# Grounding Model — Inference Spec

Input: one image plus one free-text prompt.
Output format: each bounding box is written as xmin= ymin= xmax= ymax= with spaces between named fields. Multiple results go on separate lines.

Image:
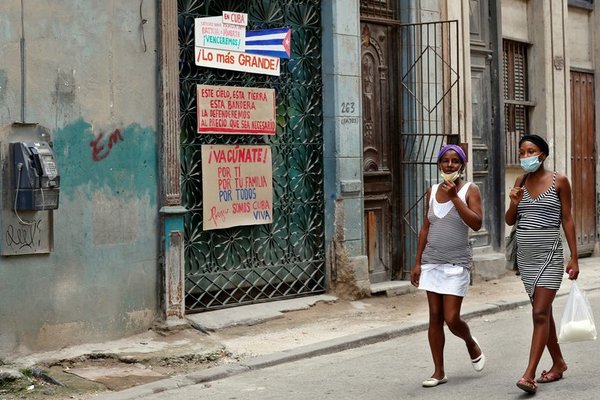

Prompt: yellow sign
xmin=202 ymin=144 xmax=273 ymax=230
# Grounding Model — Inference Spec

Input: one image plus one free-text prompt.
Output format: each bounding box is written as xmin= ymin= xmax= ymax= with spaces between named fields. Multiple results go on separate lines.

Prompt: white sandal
xmin=471 ymin=337 xmax=486 ymax=372
xmin=422 ymin=375 xmax=448 ymax=387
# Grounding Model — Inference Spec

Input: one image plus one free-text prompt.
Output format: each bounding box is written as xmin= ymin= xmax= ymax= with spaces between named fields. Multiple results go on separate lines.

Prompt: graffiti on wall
xmin=53 ymin=119 xmax=158 ymax=205
xmin=4 ymin=218 xmax=43 ymax=251
xmin=91 ymin=129 xmax=124 ymax=161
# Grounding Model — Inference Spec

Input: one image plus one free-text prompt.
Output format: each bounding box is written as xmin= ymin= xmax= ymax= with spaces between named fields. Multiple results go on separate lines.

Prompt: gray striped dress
xmin=516 ymin=173 xmax=564 ymax=299
xmin=418 ymin=182 xmax=472 ymax=297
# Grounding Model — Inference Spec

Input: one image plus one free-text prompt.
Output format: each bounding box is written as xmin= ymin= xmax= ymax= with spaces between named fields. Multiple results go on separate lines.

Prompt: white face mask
xmin=440 ymin=170 xmax=460 ymax=182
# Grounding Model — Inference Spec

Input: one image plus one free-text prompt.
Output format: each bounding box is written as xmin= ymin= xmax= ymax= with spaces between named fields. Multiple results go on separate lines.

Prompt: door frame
xmin=360 ymin=18 xmax=401 ymax=282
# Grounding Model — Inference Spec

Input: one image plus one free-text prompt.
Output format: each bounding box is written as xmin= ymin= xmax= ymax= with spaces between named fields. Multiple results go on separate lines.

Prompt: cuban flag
xmin=245 ymin=27 xmax=291 ymax=59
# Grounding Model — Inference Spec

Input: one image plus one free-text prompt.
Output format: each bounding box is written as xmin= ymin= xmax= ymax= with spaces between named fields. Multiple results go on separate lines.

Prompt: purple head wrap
xmin=437 ymin=144 xmax=467 ymax=163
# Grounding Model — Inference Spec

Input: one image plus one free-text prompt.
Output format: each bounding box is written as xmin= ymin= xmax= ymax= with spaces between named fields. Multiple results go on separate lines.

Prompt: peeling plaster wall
xmin=321 ymin=0 xmax=369 ymax=297
xmin=501 ymin=0 xmax=529 ymax=42
xmin=567 ymin=7 xmax=593 ymax=70
xmin=0 ymin=0 xmax=160 ymax=356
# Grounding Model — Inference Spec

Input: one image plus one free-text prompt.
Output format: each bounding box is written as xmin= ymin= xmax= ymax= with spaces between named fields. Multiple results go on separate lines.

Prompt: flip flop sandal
xmin=537 ymin=370 xmax=564 ymax=383
xmin=516 ymin=377 xmax=537 ymax=394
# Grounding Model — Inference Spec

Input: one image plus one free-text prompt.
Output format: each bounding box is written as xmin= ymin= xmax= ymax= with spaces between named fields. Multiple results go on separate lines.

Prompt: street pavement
xmin=133 ymin=289 xmax=600 ymax=400
xmin=5 ymin=256 xmax=600 ymax=400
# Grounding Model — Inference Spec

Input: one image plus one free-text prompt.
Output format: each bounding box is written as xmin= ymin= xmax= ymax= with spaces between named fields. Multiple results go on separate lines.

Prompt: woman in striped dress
xmin=505 ymin=134 xmax=579 ymax=394
xmin=411 ymin=144 xmax=485 ymax=388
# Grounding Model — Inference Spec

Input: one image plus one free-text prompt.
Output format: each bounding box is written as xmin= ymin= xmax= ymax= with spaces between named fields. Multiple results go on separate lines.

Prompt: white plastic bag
xmin=558 ymin=282 xmax=597 ymax=343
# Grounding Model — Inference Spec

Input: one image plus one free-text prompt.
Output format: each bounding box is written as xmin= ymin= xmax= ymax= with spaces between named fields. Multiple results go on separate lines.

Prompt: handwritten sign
xmin=195 ymin=16 xmax=245 ymax=52
xmin=223 ymin=11 xmax=247 ymax=26
xmin=202 ymin=144 xmax=273 ymax=230
xmin=197 ymin=85 xmax=276 ymax=135
xmin=195 ymin=47 xmax=281 ymax=76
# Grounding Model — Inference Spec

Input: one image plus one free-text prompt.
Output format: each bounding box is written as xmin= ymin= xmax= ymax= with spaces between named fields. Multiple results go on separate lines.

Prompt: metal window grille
xmin=399 ymin=21 xmax=461 ymax=277
xmin=503 ymin=39 xmax=531 ymax=165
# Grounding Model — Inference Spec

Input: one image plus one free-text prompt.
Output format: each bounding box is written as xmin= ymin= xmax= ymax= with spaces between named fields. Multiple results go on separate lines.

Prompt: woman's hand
xmin=566 ymin=259 xmax=579 ymax=280
xmin=508 ymin=186 xmax=524 ymax=206
xmin=411 ymin=265 xmax=421 ymax=287
xmin=439 ymin=180 xmax=458 ymax=198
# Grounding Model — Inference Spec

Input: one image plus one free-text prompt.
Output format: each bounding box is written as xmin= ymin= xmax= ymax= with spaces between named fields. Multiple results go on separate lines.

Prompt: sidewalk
xmin=4 ymin=257 xmax=600 ymax=400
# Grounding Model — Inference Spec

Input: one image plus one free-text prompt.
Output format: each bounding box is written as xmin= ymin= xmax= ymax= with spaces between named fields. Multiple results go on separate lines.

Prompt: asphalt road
xmin=141 ymin=288 xmax=600 ymax=400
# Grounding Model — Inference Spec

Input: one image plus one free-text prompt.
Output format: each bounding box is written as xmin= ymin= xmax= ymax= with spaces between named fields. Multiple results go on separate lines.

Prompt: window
xmin=503 ymin=39 xmax=532 ymax=165
xmin=568 ymin=0 xmax=594 ymax=10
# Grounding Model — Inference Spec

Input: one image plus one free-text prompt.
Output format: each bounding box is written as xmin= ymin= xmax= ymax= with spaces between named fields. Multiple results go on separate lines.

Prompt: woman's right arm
xmin=505 ymin=177 xmax=524 ymax=225
xmin=411 ymin=189 xmax=431 ymax=287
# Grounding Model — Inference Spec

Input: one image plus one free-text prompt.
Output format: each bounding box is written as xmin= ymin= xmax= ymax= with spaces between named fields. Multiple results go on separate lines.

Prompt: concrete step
xmin=370 ymin=281 xmax=416 ymax=297
xmin=472 ymin=246 xmax=509 ymax=280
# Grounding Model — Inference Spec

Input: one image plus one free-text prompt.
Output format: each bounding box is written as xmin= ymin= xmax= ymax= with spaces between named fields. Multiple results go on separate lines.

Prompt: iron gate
xmin=399 ymin=21 xmax=461 ymax=278
xmin=178 ymin=0 xmax=325 ymax=312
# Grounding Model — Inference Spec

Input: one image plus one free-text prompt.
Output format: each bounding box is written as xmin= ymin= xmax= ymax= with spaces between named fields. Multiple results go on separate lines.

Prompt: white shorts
xmin=418 ymin=263 xmax=471 ymax=297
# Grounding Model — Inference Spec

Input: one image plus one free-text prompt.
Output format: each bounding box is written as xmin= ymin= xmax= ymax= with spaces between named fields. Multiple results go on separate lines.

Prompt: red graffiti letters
xmin=91 ymin=129 xmax=124 ymax=161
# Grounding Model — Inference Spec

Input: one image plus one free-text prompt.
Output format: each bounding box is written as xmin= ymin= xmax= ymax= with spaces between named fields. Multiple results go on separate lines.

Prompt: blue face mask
xmin=520 ymin=155 xmax=542 ymax=173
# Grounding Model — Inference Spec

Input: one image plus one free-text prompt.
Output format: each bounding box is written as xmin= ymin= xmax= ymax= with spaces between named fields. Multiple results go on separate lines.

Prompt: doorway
xmin=360 ymin=11 xmax=462 ymax=282
xmin=570 ymin=70 xmax=596 ymax=256
xmin=360 ymin=21 xmax=395 ymax=283
xmin=469 ymin=0 xmax=502 ymax=248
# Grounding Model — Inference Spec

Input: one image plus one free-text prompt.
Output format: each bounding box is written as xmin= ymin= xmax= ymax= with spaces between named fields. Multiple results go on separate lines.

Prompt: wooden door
xmin=469 ymin=0 xmax=501 ymax=247
xmin=361 ymin=22 xmax=395 ymax=283
xmin=570 ymin=71 xmax=596 ymax=256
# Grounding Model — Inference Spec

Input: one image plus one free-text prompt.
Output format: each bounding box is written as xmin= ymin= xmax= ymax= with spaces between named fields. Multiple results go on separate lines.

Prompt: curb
xmin=93 ymin=297 xmax=537 ymax=400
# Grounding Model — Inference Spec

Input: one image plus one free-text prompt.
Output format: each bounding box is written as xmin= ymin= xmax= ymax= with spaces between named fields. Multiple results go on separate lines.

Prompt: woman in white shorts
xmin=410 ymin=144 xmax=485 ymax=388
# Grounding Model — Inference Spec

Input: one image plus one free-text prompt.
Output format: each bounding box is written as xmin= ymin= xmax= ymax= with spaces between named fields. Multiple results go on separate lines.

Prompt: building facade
xmin=0 ymin=0 xmax=597 ymax=358
xmin=500 ymin=0 xmax=598 ymax=260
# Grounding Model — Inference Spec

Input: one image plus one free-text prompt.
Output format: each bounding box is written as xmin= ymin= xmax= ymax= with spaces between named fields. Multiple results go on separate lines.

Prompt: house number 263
xmin=341 ymin=102 xmax=355 ymax=114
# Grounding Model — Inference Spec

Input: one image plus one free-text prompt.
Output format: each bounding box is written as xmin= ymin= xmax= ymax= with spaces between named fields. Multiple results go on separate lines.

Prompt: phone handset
xmin=29 ymin=146 xmax=44 ymax=177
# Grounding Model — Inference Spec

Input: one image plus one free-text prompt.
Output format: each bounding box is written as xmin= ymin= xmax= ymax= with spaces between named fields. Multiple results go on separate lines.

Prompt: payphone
xmin=10 ymin=141 xmax=60 ymax=210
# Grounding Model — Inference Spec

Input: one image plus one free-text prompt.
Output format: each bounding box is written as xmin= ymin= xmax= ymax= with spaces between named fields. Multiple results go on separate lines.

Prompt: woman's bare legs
xmin=426 ymin=291 xmax=482 ymax=379
xmin=522 ymin=287 xmax=566 ymax=380
xmin=443 ymin=294 xmax=481 ymax=360
xmin=542 ymin=303 xmax=568 ymax=376
xmin=426 ymin=291 xmax=446 ymax=379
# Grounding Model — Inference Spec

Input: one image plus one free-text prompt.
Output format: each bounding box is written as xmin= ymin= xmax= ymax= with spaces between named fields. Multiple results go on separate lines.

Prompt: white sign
xmin=195 ymin=47 xmax=281 ymax=76
xmin=195 ymin=16 xmax=245 ymax=52
xmin=223 ymin=11 xmax=248 ymax=26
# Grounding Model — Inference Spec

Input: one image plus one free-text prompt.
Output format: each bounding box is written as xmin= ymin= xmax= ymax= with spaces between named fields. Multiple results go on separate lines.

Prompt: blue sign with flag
xmin=245 ymin=27 xmax=291 ymax=59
